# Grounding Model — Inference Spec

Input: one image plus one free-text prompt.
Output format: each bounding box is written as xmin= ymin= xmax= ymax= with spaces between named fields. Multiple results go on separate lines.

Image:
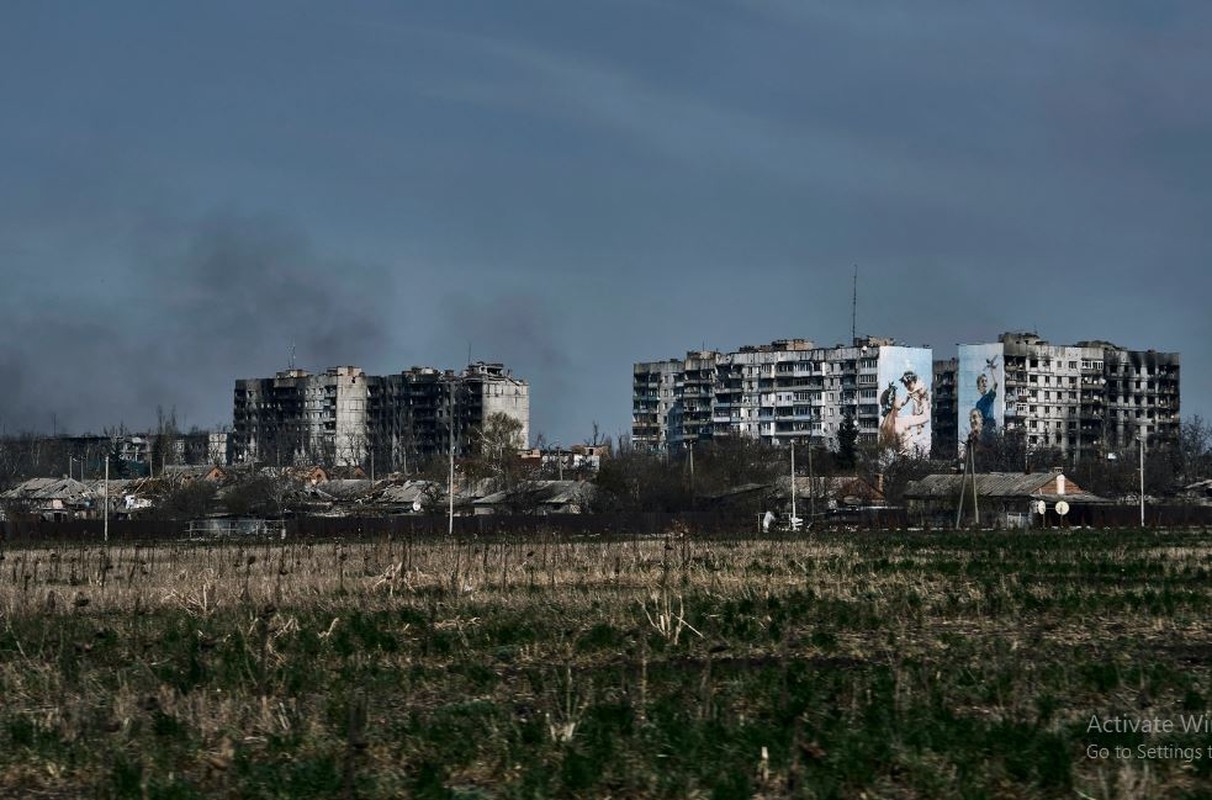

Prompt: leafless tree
xmin=470 ymin=412 xmax=527 ymax=492
xmin=1179 ymin=415 xmax=1211 ymax=484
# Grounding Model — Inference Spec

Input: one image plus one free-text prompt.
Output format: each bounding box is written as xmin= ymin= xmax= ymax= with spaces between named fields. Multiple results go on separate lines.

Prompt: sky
xmin=2 ymin=1 xmax=1210 ymax=446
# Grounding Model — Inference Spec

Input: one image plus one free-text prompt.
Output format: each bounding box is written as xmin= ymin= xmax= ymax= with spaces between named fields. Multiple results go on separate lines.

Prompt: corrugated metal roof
xmin=781 ymin=476 xmax=885 ymax=502
xmin=904 ymin=472 xmax=1103 ymax=502
xmin=2 ymin=477 xmax=93 ymax=501
xmin=376 ymin=480 xmax=439 ymax=504
xmin=474 ymin=480 xmax=598 ymax=507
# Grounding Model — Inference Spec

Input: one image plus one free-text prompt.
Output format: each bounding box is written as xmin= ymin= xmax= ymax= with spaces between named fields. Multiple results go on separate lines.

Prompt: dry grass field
xmin=3 ymin=527 xmax=1212 ymax=798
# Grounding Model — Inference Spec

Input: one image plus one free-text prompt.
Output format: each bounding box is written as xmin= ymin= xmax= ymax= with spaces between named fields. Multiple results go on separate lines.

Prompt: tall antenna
xmin=851 ymin=264 xmax=858 ymax=344
xmin=289 ymin=341 xmax=296 ymax=371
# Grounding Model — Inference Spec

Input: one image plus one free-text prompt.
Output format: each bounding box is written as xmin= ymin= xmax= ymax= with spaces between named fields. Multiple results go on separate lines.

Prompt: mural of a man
xmin=973 ymin=356 xmax=999 ymax=440
xmin=968 ymin=408 xmax=984 ymax=443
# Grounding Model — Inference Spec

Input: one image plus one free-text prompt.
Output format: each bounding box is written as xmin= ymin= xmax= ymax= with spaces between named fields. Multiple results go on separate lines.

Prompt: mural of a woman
xmin=894 ymin=371 xmax=931 ymax=453
xmin=877 ymin=347 xmax=934 ymax=456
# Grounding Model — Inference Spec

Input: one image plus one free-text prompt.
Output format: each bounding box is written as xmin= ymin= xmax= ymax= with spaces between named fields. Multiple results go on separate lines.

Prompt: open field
xmin=3 ymin=528 xmax=1212 ymax=798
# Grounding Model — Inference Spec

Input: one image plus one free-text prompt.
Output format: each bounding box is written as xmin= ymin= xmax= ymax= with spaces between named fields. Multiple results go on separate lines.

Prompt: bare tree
xmin=151 ymin=406 xmax=181 ymax=475
xmin=1179 ymin=415 xmax=1211 ymax=484
xmin=223 ymin=472 xmax=298 ymax=518
xmin=470 ymin=412 xmax=527 ymax=492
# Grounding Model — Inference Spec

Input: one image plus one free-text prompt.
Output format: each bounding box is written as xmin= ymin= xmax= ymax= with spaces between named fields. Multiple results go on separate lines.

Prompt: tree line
xmin=4 ymin=413 xmax=1211 ymax=520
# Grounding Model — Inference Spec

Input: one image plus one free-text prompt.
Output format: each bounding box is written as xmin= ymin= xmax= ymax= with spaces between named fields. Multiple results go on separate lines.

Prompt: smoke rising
xmin=0 ymin=212 xmax=393 ymax=435
xmin=432 ymin=292 xmax=573 ymax=446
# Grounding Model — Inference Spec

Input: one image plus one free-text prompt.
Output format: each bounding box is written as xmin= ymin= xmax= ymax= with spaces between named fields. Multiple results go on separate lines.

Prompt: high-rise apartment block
xmin=635 ymin=331 xmax=1179 ymax=461
xmin=365 ymin=362 xmax=530 ymax=473
xmin=931 ymin=357 xmax=959 ymax=458
xmin=633 ymin=337 xmax=934 ymax=453
xmin=949 ymin=332 xmax=1179 ymax=457
xmin=234 ymin=362 xmax=528 ymax=468
xmin=233 ymin=366 xmax=369 ymax=467
xmin=631 ymin=359 xmax=681 ymax=450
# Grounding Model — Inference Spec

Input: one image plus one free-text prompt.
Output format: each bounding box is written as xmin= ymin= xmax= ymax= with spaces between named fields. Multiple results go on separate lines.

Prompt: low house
xmin=2 ymin=477 xmax=96 ymax=521
xmin=904 ymin=471 xmax=1106 ymax=528
xmin=786 ymin=475 xmax=886 ymax=510
xmin=472 ymin=480 xmax=599 ymax=515
xmin=256 ymin=465 xmax=327 ymax=486
xmin=1182 ymin=479 xmax=1212 ymax=504
xmin=87 ymin=478 xmax=157 ymax=517
xmin=159 ymin=464 xmax=229 ymax=484
xmin=698 ymin=483 xmax=771 ymax=514
xmin=702 ymin=475 xmax=887 ymax=523
xmin=369 ymin=480 xmax=443 ymax=514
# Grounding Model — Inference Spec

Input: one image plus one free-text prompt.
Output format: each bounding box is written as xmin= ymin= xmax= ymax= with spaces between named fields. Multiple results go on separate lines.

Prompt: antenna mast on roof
xmin=851 ymin=264 xmax=858 ymax=343
xmin=289 ymin=341 xmax=296 ymax=371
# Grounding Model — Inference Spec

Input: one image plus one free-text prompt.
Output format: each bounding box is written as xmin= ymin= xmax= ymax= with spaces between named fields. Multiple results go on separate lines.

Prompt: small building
xmin=1182 ymin=479 xmax=1212 ymax=504
xmin=160 ymin=464 xmax=230 ymax=484
xmin=472 ymin=480 xmax=599 ymax=515
xmin=787 ymin=475 xmax=887 ymax=510
xmin=2 ymin=477 xmax=96 ymax=521
xmin=904 ymin=471 xmax=1105 ymax=528
xmin=370 ymin=480 xmax=443 ymax=514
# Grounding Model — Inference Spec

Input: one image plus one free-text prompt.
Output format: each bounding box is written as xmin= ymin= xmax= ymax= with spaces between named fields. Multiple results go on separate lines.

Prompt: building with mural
xmin=636 ymin=330 xmax=1178 ymax=462
xmin=952 ymin=332 xmax=1179 ymax=458
xmin=632 ymin=337 xmax=933 ymax=452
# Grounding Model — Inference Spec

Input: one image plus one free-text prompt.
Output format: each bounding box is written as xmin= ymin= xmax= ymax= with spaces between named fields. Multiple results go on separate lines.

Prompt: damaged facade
xmin=634 ymin=337 xmax=933 ymax=452
xmin=233 ymin=362 xmax=529 ymax=470
xmin=637 ymin=331 xmax=1180 ymax=461
xmin=938 ymin=332 xmax=1181 ymax=458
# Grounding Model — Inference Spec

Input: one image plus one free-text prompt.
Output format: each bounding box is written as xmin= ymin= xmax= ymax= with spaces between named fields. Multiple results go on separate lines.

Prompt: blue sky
xmin=2 ymin=1 xmax=1209 ymax=446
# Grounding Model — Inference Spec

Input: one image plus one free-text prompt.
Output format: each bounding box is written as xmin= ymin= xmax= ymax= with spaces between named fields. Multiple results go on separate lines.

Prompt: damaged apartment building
xmin=233 ymin=362 xmax=529 ymax=470
xmin=936 ymin=332 xmax=1180 ymax=459
xmin=634 ymin=337 xmax=935 ymax=453
xmin=635 ymin=331 xmax=1180 ymax=461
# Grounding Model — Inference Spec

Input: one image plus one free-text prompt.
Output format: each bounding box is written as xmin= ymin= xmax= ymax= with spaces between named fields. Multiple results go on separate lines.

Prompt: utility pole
xmin=971 ymin=446 xmax=980 ymax=528
xmin=851 ymin=264 xmax=858 ymax=343
xmin=103 ymin=452 xmax=109 ymax=544
xmin=1139 ymin=423 xmax=1147 ymax=528
xmin=688 ymin=440 xmax=694 ymax=493
xmin=448 ymin=382 xmax=455 ymax=537
xmin=808 ymin=437 xmax=816 ymax=522
xmin=957 ymin=438 xmax=980 ymax=529
xmin=790 ymin=442 xmax=797 ymax=530
xmin=955 ymin=451 xmax=965 ymax=530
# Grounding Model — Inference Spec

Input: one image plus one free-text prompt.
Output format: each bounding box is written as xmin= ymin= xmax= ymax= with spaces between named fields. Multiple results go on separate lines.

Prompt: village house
xmin=904 ymin=471 xmax=1106 ymax=528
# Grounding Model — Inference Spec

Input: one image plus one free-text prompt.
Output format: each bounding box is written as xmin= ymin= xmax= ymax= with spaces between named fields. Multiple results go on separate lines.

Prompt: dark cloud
xmin=159 ymin=213 xmax=391 ymax=372
xmin=0 ymin=213 xmax=393 ymax=434
xmin=0 ymin=2 xmax=1209 ymax=442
